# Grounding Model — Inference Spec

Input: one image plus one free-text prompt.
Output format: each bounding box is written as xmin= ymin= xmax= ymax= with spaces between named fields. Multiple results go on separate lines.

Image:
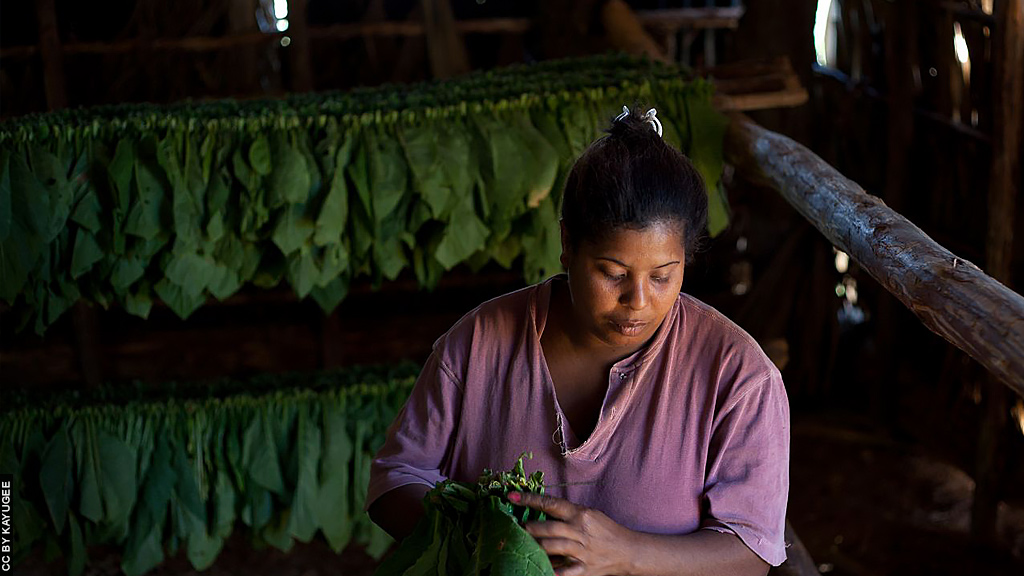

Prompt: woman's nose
xmin=620 ymin=278 xmax=648 ymax=310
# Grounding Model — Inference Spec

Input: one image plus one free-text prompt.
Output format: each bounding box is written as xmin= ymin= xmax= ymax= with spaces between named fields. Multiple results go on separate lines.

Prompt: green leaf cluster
xmin=0 ymin=53 xmax=728 ymax=334
xmin=0 ymin=364 xmax=421 ymax=575
xmin=375 ymin=454 xmax=554 ymax=576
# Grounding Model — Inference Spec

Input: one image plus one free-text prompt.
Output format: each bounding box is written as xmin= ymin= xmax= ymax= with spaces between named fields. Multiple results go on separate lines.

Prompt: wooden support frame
xmin=725 ymin=112 xmax=1024 ymax=399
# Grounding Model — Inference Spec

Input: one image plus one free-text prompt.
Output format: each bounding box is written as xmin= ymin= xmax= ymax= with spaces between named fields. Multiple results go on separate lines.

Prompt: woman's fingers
xmin=553 ymin=561 xmax=589 ymax=576
xmin=524 ymin=519 xmax=578 ymax=540
xmin=534 ymin=537 xmax=585 ymax=559
xmin=509 ymin=492 xmax=579 ymax=521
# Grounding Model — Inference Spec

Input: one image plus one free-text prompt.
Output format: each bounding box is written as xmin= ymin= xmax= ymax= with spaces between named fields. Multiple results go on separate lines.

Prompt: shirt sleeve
xmin=366 ymin=347 xmax=464 ymax=510
xmin=700 ymin=368 xmax=790 ymax=566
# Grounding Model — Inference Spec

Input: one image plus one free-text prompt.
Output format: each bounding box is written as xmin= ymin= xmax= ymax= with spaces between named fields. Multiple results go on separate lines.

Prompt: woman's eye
xmin=651 ymin=276 xmax=669 ymax=284
xmin=603 ymin=270 xmax=626 ymax=281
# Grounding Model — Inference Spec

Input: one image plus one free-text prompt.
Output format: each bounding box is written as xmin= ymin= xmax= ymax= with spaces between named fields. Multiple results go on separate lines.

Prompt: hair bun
xmin=609 ymin=106 xmax=663 ymax=140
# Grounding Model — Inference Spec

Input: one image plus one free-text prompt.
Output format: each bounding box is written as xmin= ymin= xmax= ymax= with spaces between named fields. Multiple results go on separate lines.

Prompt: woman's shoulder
xmin=430 ymin=280 xmax=544 ymax=374
xmin=670 ymin=292 xmax=781 ymax=392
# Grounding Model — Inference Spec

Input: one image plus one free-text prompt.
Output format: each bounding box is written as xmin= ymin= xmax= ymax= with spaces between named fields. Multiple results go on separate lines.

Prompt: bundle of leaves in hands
xmin=374 ymin=454 xmax=555 ymax=576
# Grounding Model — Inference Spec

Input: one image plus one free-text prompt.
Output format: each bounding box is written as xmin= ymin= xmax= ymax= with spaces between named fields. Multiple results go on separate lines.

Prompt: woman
xmin=367 ymin=107 xmax=789 ymax=576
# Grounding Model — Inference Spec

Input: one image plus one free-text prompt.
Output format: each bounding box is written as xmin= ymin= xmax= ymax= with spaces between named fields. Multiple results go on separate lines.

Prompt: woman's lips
xmin=610 ymin=320 xmax=648 ymax=336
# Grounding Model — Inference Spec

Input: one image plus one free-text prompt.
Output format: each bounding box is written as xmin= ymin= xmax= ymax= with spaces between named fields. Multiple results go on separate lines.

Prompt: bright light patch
xmin=834 ymin=250 xmax=850 ymax=273
xmin=276 ymin=19 xmax=289 ymax=32
xmin=953 ymin=22 xmax=970 ymax=65
xmin=274 ymin=0 xmax=289 ymax=19
xmin=813 ymin=0 xmax=836 ymax=66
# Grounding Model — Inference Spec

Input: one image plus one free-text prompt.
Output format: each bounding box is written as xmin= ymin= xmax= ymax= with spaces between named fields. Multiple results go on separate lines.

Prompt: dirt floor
xmin=17 ymin=411 xmax=1024 ymax=576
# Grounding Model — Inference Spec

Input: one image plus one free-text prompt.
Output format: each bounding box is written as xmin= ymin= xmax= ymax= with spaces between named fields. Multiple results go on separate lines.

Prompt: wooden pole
xmin=34 ymin=0 xmax=67 ymax=109
xmin=423 ymin=0 xmax=470 ymax=79
xmin=972 ymin=0 xmax=1024 ymax=544
xmin=287 ymin=0 xmax=313 ymax=92
xmin=724 ymin=112 xmax=1024 ymax=398
xmin=34 ymin=0 xmax=104 ymax=388
xmin=600 ymin=0 xmax=671 ymax=63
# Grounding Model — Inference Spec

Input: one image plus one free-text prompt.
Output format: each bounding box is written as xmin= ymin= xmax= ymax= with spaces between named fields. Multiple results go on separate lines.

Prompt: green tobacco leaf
xmin=684 ymin=94 xmax=730 ymax=236
xmin=520 ymin=196 xmax=562 ymax=283
xmin=368 ymin=127 xmax=408 ymax=225
xmin=317 ymin=399 xmax=352 ymax=551
xmin=0 ymin=150 xmax=12 ymax=241
xmin=124 ymin=281 xmax=154 ymax=319
xmin=472 ymin=497 xmax=554 ymax=576
xmin=1 ymin=156 xmax=48 ymax=301
xmin=67 ymin=512 xmax=86 ymax=576
xmin=314 ymin=137 xmax=355 ymax=246
xmin=243 ymin=412 xmax=285 ymax=495
xmin=70 ymin=229 xmax=103 ymax=279
xmin=310 ymin=275 xmax=348 ymax=315
xmin=108 ymin=139 xmax=135 ymax=214
xmin=121 ymin=506 xmax=164 ymax=576
xmin=515 ymin=116 xmax=558 ymax=210
xmin=269 ymin=138 xmax=311 ymax=207
xmin=272 ymin=203 xmax=315 ymax=256
xmin=97 ymin=430 xmax=139 ymax=526
xmin=373 ymin=236 xmax=407 ymax=281
xmin=9 ymin=153 xmax=51 ymax=237
xmin=287 ymin=250 xmax=318 ymax=299
xmin=124 ymin=160 xmax=166 ymax=240
xmin=111 ymin=253 xmax=146 ymax=289
xmin=400 ymin=122 xmax=451 ymax=218
xmin=315 ymin=242 xmax=349 ymax=287
xmin=39 ymin=427 xmax=72 ymax=535
xmin=249 ymin=135 xmax=272 ymax=176
xmin=165 ymin=251 xmax=217 ymax=298
xmin=346 ymin=133 xmax=373 ymax=222
xmin=434 ymin=194 xmax=490 ymax=270
xmin=70 ymin=187 xmax=103 ymax=234
xmin=154 ymin=277 xmax=205 ymax=319
xmin=474 ymin=113 xmax=527 ymax=222
xmin=289 ymin=407 xmax=322 ymax=543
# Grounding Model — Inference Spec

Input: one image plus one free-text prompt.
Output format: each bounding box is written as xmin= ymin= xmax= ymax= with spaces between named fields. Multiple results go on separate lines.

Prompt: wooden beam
xmin=724 ymin=112 xmax=1024 ymax=399
xmin=34 ymin=0 xmax=67 ymax=109
xmin=0 ymin=19 xmax=533 ymax=60
xmin=972 ymin=0 xmax=1023 ymax=544
xmin=635 ymin=7 xmax=745 ymax=31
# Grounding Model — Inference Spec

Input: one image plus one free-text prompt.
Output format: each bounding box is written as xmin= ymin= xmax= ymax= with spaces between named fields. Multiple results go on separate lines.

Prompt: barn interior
xmin=1 ymin=1 xmax=1023 ymax=575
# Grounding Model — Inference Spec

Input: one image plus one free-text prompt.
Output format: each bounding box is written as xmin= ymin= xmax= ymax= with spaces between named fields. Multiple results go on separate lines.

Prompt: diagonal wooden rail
xmin=725 ymin=112 xmax=1024 ymax=399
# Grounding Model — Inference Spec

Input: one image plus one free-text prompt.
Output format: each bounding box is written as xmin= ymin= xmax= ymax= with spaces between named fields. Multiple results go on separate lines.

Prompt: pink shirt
xmin=368 ymin=275 xmax=790 ymax=566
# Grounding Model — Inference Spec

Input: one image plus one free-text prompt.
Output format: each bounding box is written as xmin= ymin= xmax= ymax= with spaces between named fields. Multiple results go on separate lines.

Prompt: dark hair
xmin=560 ymin=106 xmax=709 ymax=263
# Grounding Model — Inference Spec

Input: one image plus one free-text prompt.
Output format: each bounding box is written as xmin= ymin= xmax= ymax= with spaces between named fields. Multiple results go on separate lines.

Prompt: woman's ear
xmin=559 ymin=221 xmax=571 ymax=270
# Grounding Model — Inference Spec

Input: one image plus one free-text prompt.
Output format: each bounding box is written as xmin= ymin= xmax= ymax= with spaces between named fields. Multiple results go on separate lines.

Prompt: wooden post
xmin=972 ymin=0 xmax=1023 ymax=545
xmin=287 ymin=0 xmax=313 ymax=92
xmin=227 ymin=0 xmax=259 ymax=96
xmin=423 ymin=0 xmax=470 ymax=79
xmin=872 ymin=0 xmax=918 ymax=424
xmin=34 ymin=0 xmax=67 ymax=109
xmin=600 ymin=0 xmax=670 ymax=63
xmin=724 ymin=113 xmax=1024 ymax=398
xmin=35 ymin=0 xmax=103 ymax=387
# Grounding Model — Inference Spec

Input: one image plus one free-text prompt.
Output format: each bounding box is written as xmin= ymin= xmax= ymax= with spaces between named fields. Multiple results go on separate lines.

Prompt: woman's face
xmin=561 ymin=220 xmax=686 ymax=352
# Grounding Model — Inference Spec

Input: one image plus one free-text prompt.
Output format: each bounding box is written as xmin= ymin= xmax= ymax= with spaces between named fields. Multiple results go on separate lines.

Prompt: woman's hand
xmin=509 ymin=491 xmax=637 ymax=576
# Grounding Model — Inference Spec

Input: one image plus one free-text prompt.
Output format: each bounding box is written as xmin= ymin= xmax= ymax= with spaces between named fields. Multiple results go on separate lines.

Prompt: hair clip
xmin=614 ymin=105 xmax=663 ymax=137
